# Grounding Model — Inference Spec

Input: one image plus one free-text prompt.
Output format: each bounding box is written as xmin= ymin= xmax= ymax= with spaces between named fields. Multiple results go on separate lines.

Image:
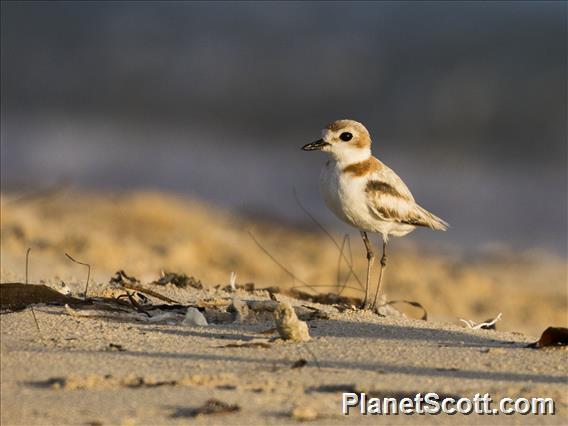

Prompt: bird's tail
xmin=416 ymin=205 xmax=450 ymax=231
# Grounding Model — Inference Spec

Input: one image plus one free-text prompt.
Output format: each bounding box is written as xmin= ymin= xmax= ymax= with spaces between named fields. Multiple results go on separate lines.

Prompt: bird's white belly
xmin=320 ymin=161 xmax=415 ymax=238
xmin=320 ymin=162 xmax=381 ymax=233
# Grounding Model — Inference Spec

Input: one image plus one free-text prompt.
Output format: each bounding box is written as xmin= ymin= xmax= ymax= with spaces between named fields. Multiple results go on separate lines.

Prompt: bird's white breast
xmin=320 ymin=160 xmax=377 ymax=232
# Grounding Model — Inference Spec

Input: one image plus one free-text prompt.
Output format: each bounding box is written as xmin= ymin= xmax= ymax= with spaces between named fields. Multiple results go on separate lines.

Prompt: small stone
xmin=183 ymin=308 xmax=208 ymax=326
xmin=274 ymin=303 xmax=310 ymax=342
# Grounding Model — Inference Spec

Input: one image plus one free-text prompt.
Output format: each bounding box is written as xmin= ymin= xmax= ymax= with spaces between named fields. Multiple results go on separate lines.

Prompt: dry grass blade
xmin=248 ymin=231 xmax=314 ymax=290
xmin=25 ymin=248 xmax=31 ymax=284
xmin=23 ymin=248 xmax=43 ymax=343
xmin=250 ymin=194 xmax=365 ymax=299
xmin=337 ymin=233 xmax=356 ymax=296
xmin=293 ymin=187 xmax=363 ymax=289
xmin=336 ymin=234 xmax=347 ymax=290
xmin=65 ymin=252 xmax=91 ymax=298
xmin=300 ymin=343 xmax=321 ymax=370
xmin=30 ymin=306 xmax=42 ymax=342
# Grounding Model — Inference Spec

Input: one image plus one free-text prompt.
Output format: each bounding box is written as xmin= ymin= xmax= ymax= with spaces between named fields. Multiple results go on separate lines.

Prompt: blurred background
xmin=2 ymin=1 xmax=566 ymax=253
xmin=1 ymin=2 xmax=566 ymax=333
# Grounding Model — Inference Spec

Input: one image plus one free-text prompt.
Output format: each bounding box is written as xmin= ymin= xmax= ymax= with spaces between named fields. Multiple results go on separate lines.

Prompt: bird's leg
xmin=360 ymin=231 xmax=374 ymax=309
xmin=371 ymin=239 xmax=387 ymax=310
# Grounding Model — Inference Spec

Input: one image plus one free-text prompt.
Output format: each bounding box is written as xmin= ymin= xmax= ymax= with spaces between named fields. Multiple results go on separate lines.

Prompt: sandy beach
xmin=2 ymin=2 xmax=566 ymax=424
xmin=1 ymin=285 xmax=567 ymax=425
xmin=1 ymin=191 xmax=567 ymax=425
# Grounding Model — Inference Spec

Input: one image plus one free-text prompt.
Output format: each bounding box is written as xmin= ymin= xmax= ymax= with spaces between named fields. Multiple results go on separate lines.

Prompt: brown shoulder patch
xmin=342 ymin=157 xmax=381 ymax=177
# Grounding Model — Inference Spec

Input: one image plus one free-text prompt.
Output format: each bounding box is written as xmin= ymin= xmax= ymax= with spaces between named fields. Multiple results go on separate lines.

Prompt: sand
xmin=1 ymin=282 xmax=567 ymax=425
xmin=1 ymin=190 xmax=567 ymax=424
xmin=1 ymin=191 xmax=566 ymax=336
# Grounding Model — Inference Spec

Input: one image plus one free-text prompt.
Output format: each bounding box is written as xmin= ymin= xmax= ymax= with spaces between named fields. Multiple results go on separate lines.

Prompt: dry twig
xmin=125 ymin=291 xmax=151 ymax=317
xmin=293 ymin=188 xmax=363 ymax=289
xmin=248 ymin=231 xmax=312 ymax=289
xmin=65 ymin=252 xmax=91 ymax=298
xmin=24 ymin=248 xmax=43 ymax=343
xmin=460 ymin=313 xmax=502 ymax=330
xmin=111 ymin=271 xmax=180 ymax=304
xmin=25 ymin=248 xmax=31 ymax=284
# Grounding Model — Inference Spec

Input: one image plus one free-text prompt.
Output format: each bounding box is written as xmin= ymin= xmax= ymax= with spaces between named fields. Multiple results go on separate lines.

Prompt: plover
xmin=302 ymin=119 xmax=448 ymax=309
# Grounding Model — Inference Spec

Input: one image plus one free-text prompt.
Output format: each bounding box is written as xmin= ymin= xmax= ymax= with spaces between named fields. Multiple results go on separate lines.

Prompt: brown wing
xmin=365 ymin=179 xmax=448 ymax=230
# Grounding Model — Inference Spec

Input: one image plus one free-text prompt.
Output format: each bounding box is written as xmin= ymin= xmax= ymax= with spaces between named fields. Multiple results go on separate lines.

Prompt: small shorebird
xmin=302 ymin=119 xmax=448 ymax=309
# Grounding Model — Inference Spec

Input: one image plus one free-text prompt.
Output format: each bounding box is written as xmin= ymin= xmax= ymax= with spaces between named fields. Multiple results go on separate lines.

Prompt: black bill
xmin=301 ymin=139 xmax=329 ymax=151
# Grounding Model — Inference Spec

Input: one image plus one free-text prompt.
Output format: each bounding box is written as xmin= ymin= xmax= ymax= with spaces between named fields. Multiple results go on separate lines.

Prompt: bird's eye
xmin=339 ymin=132 xmax=353 ymax=142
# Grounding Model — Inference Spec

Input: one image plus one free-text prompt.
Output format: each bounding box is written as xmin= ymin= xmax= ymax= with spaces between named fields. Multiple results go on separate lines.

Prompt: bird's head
xmin=302 ymin=119 xmax=372 ymax=164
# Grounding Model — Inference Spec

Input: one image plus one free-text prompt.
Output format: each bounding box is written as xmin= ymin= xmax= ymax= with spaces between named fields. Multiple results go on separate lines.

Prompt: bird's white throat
xmin=327 ymin=144 xmax=372 ymax=167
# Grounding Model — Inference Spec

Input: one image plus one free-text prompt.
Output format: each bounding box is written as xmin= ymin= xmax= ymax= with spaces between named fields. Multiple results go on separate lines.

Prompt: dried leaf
xmin=1 ymin=283 xmax=82 ymax=310
xmin=528 ymin=327 xmax=568 ymax=348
